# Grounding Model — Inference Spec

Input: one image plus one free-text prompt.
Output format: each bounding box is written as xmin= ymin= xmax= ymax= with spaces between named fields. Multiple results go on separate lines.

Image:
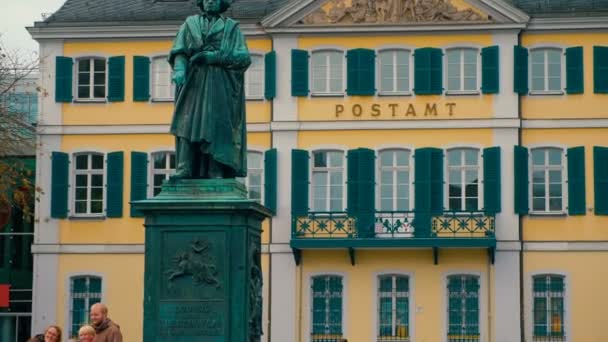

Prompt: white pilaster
xmin=271 ymin=34 xmax=298 ymax=122
xmin=271 ymin=130 xmax=298 ymax=243
xmin=493 ymin=128 xmax=519 ymax=241
xmin=270 ymin=252 xmax=297 ymax=342
xmin=492 ymin=31 xmax=519 ymax=119
xmin=493 ymin=251 xmax=521 ymax=342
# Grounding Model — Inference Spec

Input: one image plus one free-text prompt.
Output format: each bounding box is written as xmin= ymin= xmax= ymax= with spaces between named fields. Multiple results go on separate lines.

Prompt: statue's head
xmin=197 ymin=0 xmax=231 ymax=14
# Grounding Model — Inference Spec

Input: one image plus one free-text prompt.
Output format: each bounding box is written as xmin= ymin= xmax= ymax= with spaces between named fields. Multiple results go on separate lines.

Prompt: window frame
xmin=376 ymin=273 xmax=412 ymax=342
xmin=444 ymin=147 xmax=483 ymax=212
xmin=66 ymin=274 xmax=104 ymax=338
xmin=309 ymin=273 xmax=346 ymax=342
xmin=239 ymin=149 xmax=265 ymax=203
xmin=444 ymin=273 xmax=482 ymax=342
xmin=74 ymin=56 xmax=108 ymax=102
xmin=377 ymin=48 xmax=413 ymax=96
xmin=70 ymin=151 xmax=106 ymax=218
xmin=527 ymin=272 xmax=570 ymax=342
xmin=528 ymin=146 xmax=567 ymax=215
xmin=150 ymin=55 xmax=175 ymax=102
xmin=148 ymin=150 xmax=176 ymax=198
xmin=245 ymin=53 xmax=265 ymax=100
xmin=444 ymin=47 xmax=481 ymax=95
xmin=528 ymin=46 xmax=566 ymax=95
xmin=376 ymin=148 xmax=414 ymax=212
xmin=310 ymin=49 xmax=346 ymax=97
xmin=310 ymin=149 xmax=347 ymax=213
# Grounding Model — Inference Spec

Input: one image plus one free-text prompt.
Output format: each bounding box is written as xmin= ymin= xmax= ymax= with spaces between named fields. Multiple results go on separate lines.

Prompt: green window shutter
xmin=346 ymin=48 xmax=375 ymax=96
xmin=264 ymin=148 xmax=277 ymax=215
xmin=482 ymin=46 xmax=499 ymax=94
xmin=55 ymin=56 xmax=73 ymax=103
xmin=328 ymin=276 xmax=343 ymax=335
xmin=430 ymin=148 xmax=444 ymax=214
xmin=291 ymin=49 xmax=309 ymax=97
xmin=357 ymin=148 xmax=376 ymax=237
xmin=51 ymin=151 xmax=70 ymax=218
xmin=514 ymin=146 xmax=529 ymax=215
xmin=291 ymin=149 xmax=309 ymax=215
xmin=593 ymin=146 xmax=608 ymax=215
xmin=414 ymin=148 xmax=432 ymax=213
xmin=133 ymin=56 xmax=150 ymax=101
xmin=566 ymin=47 xmax=584 ymax=94
xmin=346 ymin=149 xmax=360 ymax=216
xmin=594 ymin=46 xmax=608 ymax=93
xmin=414 ymin=48 xmax=443 ymax=95
xmin=514 ymin=45 xmax=529 ymax=95
xmin=106 ymin=151 xmax=124 ymax=218
xmin=414 ymin=148 xmax=442 ymax=237
xmin=107 ymin=56 xmax=125 ymax=102
xmin=130 ymin=151 xmax=148 ymax=217
xmin=483 ymin=147 xmax=502 ymax=214
xmin=567 ymin=146 xmax=586 ymax=215
xmin=264 ymin=51 xmax=277 ymax=100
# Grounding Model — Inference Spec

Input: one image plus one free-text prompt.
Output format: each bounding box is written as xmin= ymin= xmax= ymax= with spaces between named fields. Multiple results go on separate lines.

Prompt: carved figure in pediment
xmin=327 ymin=0 xmax=347 ymax=23
xmin=375 ymin=0 xmax=390 ymax=22
xmin=346 ymin=0 xmax=375 ymax=23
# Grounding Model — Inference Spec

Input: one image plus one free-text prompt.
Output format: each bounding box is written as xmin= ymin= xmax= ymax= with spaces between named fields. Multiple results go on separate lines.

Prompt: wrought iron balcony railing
xmin=292 ymin=210 xmax=495 ymax=240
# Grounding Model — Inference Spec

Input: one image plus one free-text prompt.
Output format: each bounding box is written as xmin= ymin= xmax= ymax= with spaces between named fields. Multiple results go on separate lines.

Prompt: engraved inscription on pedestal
xmin=159 ymin=302 xmax=225 ymax=338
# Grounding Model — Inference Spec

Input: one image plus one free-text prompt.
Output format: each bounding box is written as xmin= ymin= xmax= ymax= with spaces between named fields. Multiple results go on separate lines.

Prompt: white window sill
xmin=246 ymin=96 xmax=265 ymax=102
xmin=528 ymin=211 xmax=567 ymax=217
xmin=68 ymin=215 xmax=106 ymax=221
xmin=310 ymin=92 xmax=345 ymax=98
xmin=377 ymin=91 xmax=412 ymax=97
xmin=73 ymin=99 xmax=107 ymax=103
xmin=529 ymin=91 xmax=565 ymax=96
xmin=151 ymin=98 xmax=174 ymax=103
xmin=445 ymin=90 xmax=480 ymax=96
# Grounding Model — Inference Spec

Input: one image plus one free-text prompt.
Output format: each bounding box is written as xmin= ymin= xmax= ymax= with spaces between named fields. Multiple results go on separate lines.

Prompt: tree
xmin=0 ymin=37 xmax=40 ymax=221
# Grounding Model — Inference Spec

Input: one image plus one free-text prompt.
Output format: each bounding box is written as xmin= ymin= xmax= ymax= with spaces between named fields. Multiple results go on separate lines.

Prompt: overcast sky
xmin=1 ymin=0 xmax=67 ymax=53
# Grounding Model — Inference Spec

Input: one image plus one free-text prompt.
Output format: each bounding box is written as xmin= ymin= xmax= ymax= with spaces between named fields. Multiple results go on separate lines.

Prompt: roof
xmin=40 ymin=0 xmax=293 ymax=26
xmin=506 ymin=0 xmax=608 ymax=17
xmin=37 ymin=0 xmax=608 ymax=27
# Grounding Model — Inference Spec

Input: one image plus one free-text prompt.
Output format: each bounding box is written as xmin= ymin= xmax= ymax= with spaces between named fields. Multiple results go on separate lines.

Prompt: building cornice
xmin=527 ymin=16 xmax=608 ymax=31
xmin=264 ymin=23 xmax=526 ymax=34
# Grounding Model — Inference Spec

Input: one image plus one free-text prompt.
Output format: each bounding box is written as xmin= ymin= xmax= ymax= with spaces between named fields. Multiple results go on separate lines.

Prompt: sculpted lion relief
xmin=302 ymin=0 xmax=490 ymax=24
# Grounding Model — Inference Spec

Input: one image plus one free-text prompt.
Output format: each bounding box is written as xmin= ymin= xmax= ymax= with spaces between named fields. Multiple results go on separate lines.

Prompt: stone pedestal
xmin=134 ymin=179 xmax=271 ymax=342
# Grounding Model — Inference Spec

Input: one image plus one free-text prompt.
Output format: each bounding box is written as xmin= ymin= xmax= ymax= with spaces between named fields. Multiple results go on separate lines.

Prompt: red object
xmin=0 ymin=204 xmax=11 ymax=229
xmin=0 ymin=284 xmax=10 ymax=307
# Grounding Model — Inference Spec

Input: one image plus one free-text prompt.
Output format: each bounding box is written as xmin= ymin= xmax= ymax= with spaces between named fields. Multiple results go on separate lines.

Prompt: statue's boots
xmin=171 ymin=138 xmax=192 ymax=179
xmin=208 ymin=159 xmax=224 ymax=179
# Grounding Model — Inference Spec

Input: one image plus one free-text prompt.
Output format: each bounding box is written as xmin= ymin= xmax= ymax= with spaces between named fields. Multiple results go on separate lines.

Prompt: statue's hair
xmin=197 ymin=0 xmax=232 ymax=13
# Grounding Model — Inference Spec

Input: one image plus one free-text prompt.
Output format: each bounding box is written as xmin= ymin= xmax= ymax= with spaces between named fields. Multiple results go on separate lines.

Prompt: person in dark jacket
xmin=90 ymin=303 xmax=123 ymax=342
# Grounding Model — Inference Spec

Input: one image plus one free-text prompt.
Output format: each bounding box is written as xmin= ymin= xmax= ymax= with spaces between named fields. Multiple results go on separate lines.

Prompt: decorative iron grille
xmin=533 ymin=275 xmax=565 ymax=342
xmin=377 ymin=275 xmax=410 ymax=342
xmin=293 ymin=212 xmax=356 ymax=238
xmin=432 ymin=211 xmax=495 ymax=237
xmin=374 ymin=211 xmax=415 ymax=237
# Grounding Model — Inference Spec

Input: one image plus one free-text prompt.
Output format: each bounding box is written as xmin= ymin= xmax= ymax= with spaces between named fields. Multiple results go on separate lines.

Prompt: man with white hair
xmin=90 ymin=303 xmax=123 ymax=342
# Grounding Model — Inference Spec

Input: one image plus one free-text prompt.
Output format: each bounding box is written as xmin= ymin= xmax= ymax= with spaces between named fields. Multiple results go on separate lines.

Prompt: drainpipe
xmin=517 ymin=30 xmax=525 ymax=342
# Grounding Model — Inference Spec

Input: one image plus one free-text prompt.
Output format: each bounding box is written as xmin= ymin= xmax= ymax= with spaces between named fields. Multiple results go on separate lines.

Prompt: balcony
xmin=291 ymin=210 xmax=496 ymax=265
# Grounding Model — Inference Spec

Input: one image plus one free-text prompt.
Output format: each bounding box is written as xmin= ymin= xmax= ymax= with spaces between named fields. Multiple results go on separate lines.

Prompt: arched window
xmin=69 ymin=276 xmax=102 ymax=338
xmin=447 ymin=148 xmax=480 ymax=211
xmin=377 ymin=274 xmax=410 ymax=341
xmin=239 ymin=151 xmax=264 ymax=202
xmin=151 ymin=56 xmax=175 ymax=100
xmin=378 ymin=49 xmax=411 ymax=94
xmin=530 ymin=147 xmax=565 ymax=213
xmin=149 ymin=151 xmax=176 ymax=197
xmin=447 ymin=274 xmax=480 ymax=341
xmin=76 ymin=57 xmax=106 ymax=100
xmin=446 ymin=48 xmax=479 ymax=93
xmin=311 ymin=50 xmax=344 ymax=94
xmin=245 ymin=54 xmax=265 ymax=99
xmin=73 ymin=152 xmax=105 ymax=215
xmin=530 ymin=48 xmax=563 ymax=93
xmin=532 ymin=274 xmax=565 ymax=341
xmin=378 ymin=149 xmax=412 ymax=211
xmin=311 ymin=275 xmax=343 ymax=341
xmin=312 ymin=150 xmax=345 ymax=212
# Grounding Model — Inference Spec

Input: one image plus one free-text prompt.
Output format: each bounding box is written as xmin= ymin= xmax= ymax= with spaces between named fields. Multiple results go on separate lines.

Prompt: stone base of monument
xmin=134 ymin=179 xmax=271 ymax=342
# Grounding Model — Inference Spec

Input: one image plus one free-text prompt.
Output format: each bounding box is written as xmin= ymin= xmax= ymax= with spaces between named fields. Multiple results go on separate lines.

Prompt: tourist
xmin=26 ymin=335 xmax=43 ymax=342
xmin=78 ymin=325 xmax=96 ymax=342
xmin=90 ymin=303 xmax=123 ymax=342
xmin=43 ymin=325 xmax=62 ymax=342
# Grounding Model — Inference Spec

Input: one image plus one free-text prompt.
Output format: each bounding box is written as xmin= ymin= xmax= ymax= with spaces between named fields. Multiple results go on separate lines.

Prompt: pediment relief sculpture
xmin=301 ymin=0 xmax=490 ymax=25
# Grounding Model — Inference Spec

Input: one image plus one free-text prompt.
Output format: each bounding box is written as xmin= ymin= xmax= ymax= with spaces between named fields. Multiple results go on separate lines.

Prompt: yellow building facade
xmin=27 ymin=0 xmax=608 ymax=341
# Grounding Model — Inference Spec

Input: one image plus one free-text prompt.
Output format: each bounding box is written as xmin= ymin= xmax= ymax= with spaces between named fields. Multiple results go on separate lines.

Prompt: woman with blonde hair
xmin=44 ymin=325 xmax=62 ymax=342
xmin=78 ymin=325 xmax=96 ymax=342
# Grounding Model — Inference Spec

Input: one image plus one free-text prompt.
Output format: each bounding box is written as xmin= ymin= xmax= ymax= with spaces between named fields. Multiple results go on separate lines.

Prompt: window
xmin=152 ymin=56 xmax=175 ymax=100
xmin=530 ymin=48 xmax=563 ymax=93
xmin=150 ymin=151 xmax=175 ymax=197
xmin=77 ymin=58 xmax=106 ymax=99
xmin=533 ymin=275 xmax=565 ymax=341
xmin=378 ymin=150 xmax=411 ymax=211
xmin=73 ymin=153 xmax=104 ymax=215
xmin=447 ymin=148 xmax=480 ymax=211
xmin=531 ymin=148 xmax=565 ymax=213
xmin=245 ymin=54 xmax=264 ymax=99
xmin=447 ymin=275 xmax=480 ymax=342
xmin=312 ymin=151 xmax=345 ymax=212
xmin=311 ymin=50 xmax=344 ymax=94
xmin=240 ymin=151 xmax=264 ymax=202
xmin=378 ymin=275 xmax=410 ymax=342
xmin=311 ymin=275 xmax=343 ymax=342
xmin=446 ymin=48 xmax=479 ymax=93
xmin=378 ymin=50 xmax=410 ymax=94
xmin=69 ymin=276 xmax=102 ymax=337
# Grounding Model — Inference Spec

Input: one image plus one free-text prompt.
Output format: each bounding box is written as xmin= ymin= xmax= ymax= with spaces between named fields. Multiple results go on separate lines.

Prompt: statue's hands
xmin=172 ymin=69 xmax=186 ymax=87
xmin=191 ymin=51 xmax=220 ymax=66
